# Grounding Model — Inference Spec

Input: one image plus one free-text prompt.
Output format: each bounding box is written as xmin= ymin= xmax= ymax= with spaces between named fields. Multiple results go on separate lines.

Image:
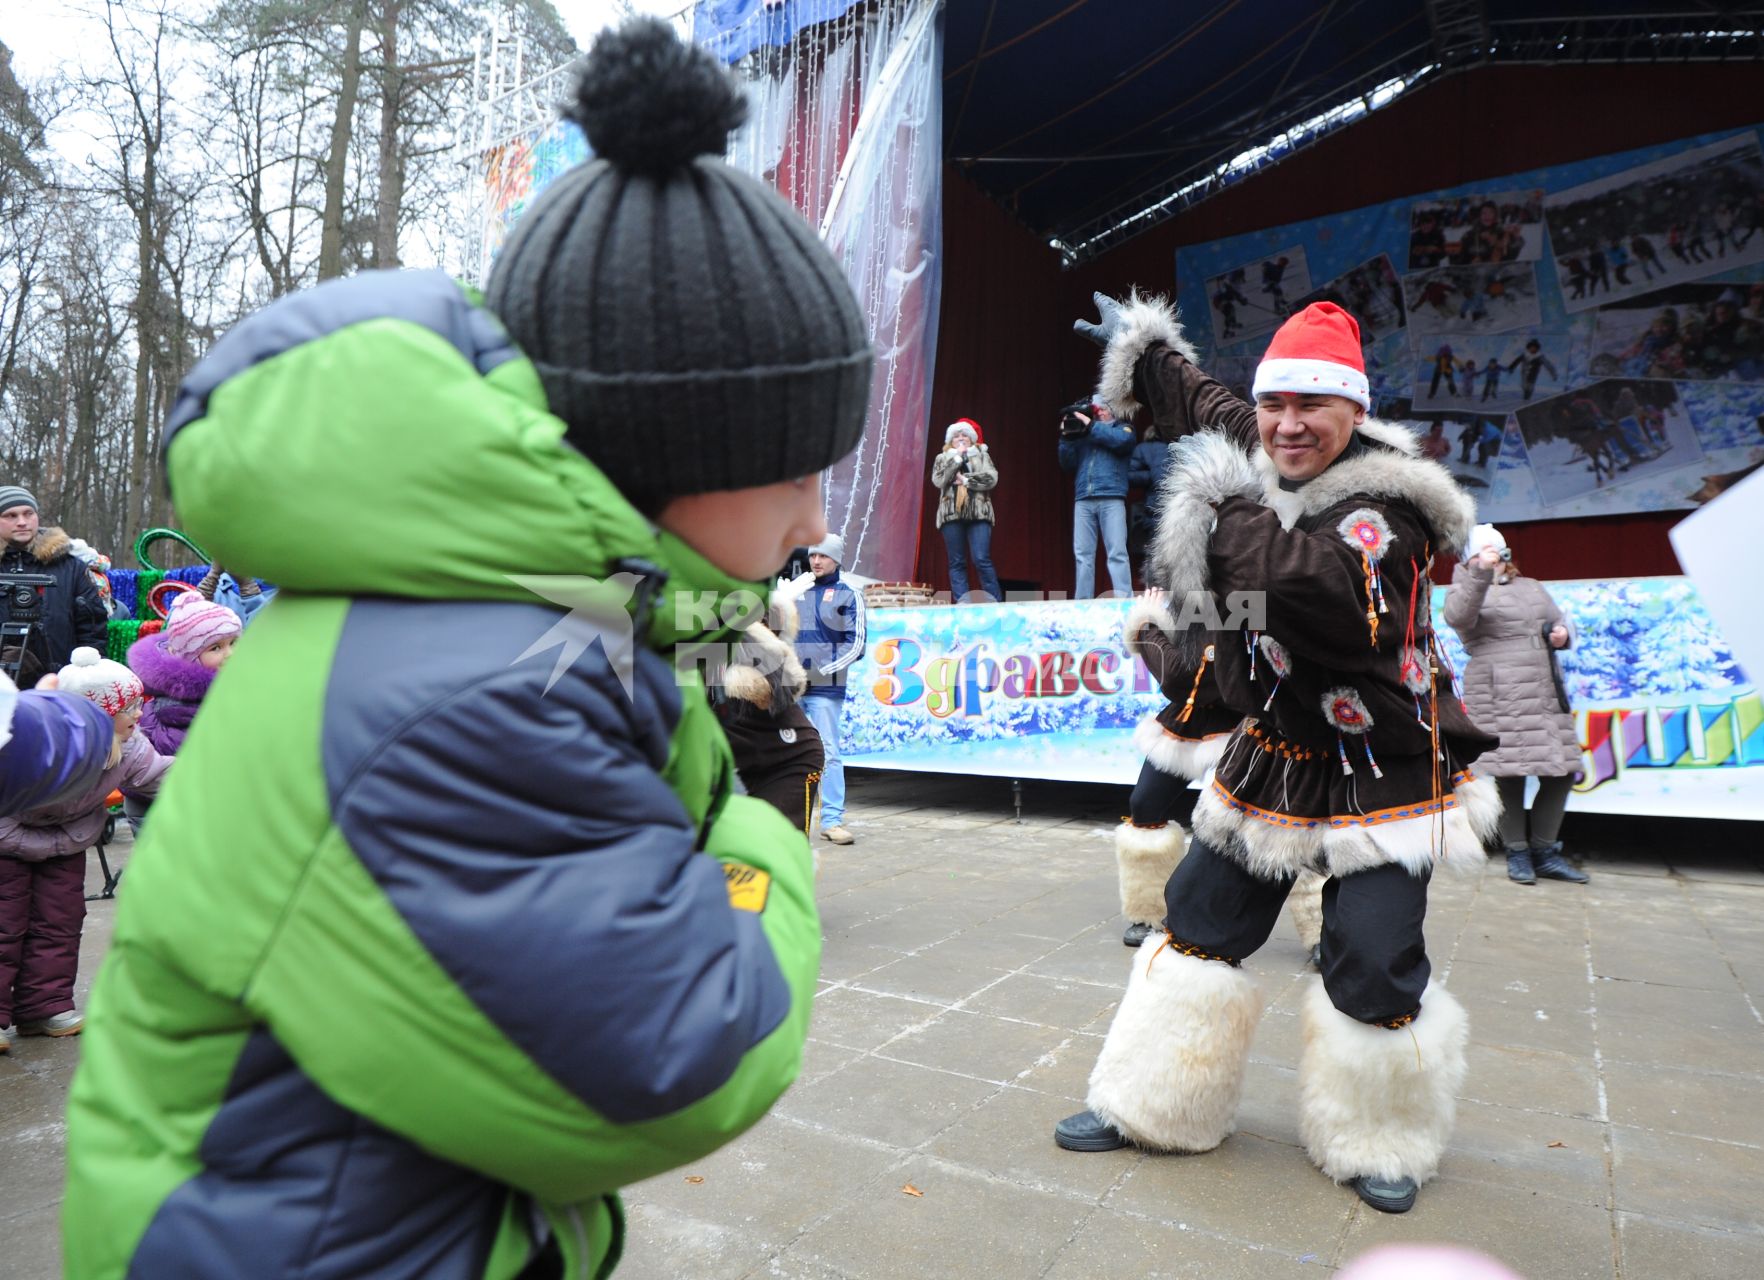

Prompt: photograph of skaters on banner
xmin=1408 ymin=189 xmax=1546 ymax=270
xmin=1514 ymin=378 xmax=1705 ymax=506
xmin=1377 ymin=397 xmax=1521 ymax=496
xmin=1545 ymin=132 xmax=1764 ymax=314
xmin=1294 ymin=252 xmax=1407 ymax=340
xmin=1206 ymin=354 xmax=1260 ymax=402
xmin=1405 ymin=262 xmax=1543 ymax=338
xmin=1410 ymin=334 xmax=1568 ymax=411
xmin=1588 ymin=281 xmax=1764 ymax=382
xmin=1205 ymin=246 xmax=1313 ymax=346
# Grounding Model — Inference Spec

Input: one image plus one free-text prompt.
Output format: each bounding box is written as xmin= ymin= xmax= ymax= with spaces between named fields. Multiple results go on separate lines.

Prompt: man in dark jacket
xmin=1059 ymin=401 xmax=1136 ymax=598
xmin=795 ymin=534 xmax=866 ymax=846
xmin=0 ymin=488 xmax=109 ymax=686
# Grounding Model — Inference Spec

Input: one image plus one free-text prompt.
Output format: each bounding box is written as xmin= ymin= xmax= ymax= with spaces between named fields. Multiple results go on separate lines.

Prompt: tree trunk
xmin=372 ymin=0 xmax=403 ymax=269
xmin=318 ymin=0 xmax=365 ymax=281
xmin=129 ymin=134 xmax=160 ymax=540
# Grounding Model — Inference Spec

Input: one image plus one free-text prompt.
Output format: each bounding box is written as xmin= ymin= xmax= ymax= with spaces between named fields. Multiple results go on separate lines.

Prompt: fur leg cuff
xmin=1287 ymin=869 xmax=1326 ymax=950
xmin=1115 ymin=821 xmax=1184 ymax=926
xmin=1087 ymin=947 xmax=1264 ymax=1152
xmin=1298 ymin=979 xmax=1468 ymax=1185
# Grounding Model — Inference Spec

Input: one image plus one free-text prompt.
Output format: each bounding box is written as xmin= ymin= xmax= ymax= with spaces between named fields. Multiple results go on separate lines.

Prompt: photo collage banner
xmin=1176 ymin=126 xmax=1764 ymax=524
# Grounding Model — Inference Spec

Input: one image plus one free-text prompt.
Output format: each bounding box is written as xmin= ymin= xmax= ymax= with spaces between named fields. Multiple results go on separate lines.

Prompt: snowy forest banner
xmin=843 ymin=579 xmax=1760 ymax=820
xmin=1176 ymin=126 xmax=1764 ymax=525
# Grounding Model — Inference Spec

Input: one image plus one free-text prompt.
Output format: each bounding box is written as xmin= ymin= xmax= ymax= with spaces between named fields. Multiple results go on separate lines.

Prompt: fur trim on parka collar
xmin=1096 ymin=292 xmax=1199 ymax=417
xmin=1250 ymin=419 xmax=1476 ymax=555
xmin=1151 ymin=421 xmax=1478 ymax=608
xmin=21 ymin=525 xmax=74 ymax=565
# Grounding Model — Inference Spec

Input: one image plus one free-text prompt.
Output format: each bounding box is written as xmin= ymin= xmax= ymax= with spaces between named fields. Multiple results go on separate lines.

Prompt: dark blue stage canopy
xmin=941 ymin=1 xmax=1763 ymax=262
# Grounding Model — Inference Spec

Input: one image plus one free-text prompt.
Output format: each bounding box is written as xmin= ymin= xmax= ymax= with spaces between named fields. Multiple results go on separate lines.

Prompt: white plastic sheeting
xmin=708 ymin=0 xmax=944 ymax=580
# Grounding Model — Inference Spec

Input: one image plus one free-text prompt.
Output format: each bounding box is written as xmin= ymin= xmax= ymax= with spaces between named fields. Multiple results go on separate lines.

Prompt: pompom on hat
xmin=1251 ymin=302 xmax=1371 ymax=410
xmin=56 ymin=648 xmax=144 ymax=717
xmin=482 ymin=18 xmax=873 ymax=504
xmin=162 ymin=590 xmax=242 ymax=660
xmin=945 ymin=418 xmax=983 ymax=445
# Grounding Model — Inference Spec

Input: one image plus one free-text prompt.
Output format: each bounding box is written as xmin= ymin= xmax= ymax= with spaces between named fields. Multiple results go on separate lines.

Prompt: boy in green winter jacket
xmin=62 ymin=21 xmax=872 ymax=1280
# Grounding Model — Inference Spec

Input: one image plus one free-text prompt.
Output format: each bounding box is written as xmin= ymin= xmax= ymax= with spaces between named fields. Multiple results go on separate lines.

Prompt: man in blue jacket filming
xmin=1059 ymin=399 xmax=1137 ymax=598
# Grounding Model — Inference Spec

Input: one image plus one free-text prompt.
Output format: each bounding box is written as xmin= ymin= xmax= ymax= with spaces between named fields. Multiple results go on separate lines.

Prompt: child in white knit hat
xmin=0 ymin=648 xmax=172 ymax=1045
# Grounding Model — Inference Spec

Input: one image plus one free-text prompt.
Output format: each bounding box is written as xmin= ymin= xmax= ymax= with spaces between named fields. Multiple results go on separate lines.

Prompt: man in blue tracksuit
xmin=1059 ymin=400 xmax=1137 ymax=598
xmin=796 ymin=534 xmax=866 ymax=846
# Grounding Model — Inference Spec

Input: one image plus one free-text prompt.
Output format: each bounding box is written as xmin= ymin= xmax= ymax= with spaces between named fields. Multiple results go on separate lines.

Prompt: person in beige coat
xmin=1444 ymin=524 xmax=1589 ymax=885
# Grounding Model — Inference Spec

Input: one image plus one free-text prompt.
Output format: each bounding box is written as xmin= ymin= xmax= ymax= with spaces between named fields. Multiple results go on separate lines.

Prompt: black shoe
xmin=1308 ymin=943 xmax=1322 ymax=971
xmin=1506 ymin=847 xmax=1536 ymax=884
xmin=1123 ymin=922 xmax=1156 ymax=948
xmin=1353 ymin=1174 xmax=1418 ymax=1214
xmin=1054 ymin=1110 xmax=1128 ymax=1152
xmin=1532 ymin=842 xmax=1588 ymax=883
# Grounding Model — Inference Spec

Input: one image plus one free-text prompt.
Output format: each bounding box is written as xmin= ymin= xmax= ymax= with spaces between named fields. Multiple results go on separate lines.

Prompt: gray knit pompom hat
xmin=484 ymin=18 xmax=873 ymax=503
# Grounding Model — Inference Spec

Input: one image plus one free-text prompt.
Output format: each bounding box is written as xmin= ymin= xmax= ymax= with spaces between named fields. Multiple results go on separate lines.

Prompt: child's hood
xmin=127 ymin=633 xmax=216 ymax=701
xmin=161 ymin=270 xmax=690 ymax=605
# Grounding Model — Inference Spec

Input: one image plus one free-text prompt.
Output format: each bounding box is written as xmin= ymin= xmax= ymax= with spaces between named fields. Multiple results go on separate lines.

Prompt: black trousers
xmin=1129 ymin=759 xmax=1200 ymax=830
xmin=1163 ymin=837 xmax=1432 ymax=1024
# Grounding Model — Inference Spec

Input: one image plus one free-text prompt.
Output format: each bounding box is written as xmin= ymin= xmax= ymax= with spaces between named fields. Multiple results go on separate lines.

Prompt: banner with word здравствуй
xmin=841 ymin=580 xmax=1760 ymax=820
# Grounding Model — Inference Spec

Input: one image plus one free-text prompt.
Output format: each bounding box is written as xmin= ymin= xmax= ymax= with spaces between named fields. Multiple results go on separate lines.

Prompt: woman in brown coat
xmin=1444 ymin=525 xmax=1589 ymax=885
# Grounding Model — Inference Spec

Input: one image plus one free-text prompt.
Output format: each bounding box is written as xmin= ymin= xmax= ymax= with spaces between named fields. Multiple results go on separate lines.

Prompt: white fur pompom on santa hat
xmin=1251 ymin=302 xmax=1370 ymax=410
xmin=55 ymin=646 xmax=144 ymax=717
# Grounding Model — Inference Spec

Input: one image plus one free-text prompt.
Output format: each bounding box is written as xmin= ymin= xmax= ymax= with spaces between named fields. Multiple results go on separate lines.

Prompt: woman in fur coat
xmin=1444 ymin=524 xmax=1586 ymax=885
xmin=931 ymin=419 xmax=1002 ymax=602
xmin=1056 ymin=295 xmax=1499 ymax=1218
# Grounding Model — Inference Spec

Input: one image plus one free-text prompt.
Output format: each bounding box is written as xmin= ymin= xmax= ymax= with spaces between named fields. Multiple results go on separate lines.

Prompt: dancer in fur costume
xmin=1117 ymin=590 xmax=1325 ymax=961
xmin=1058 ymin=297 xmax=1499 ymax=1217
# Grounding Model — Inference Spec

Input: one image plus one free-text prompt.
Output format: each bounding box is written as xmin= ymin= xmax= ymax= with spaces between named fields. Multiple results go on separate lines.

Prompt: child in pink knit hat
xmin=126 ymin=591 xmax=242 ymax=758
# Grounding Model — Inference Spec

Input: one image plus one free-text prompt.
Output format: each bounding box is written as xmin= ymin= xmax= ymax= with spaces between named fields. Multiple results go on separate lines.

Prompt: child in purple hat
xmin=125 ymin=591 xmax=241 ymax=758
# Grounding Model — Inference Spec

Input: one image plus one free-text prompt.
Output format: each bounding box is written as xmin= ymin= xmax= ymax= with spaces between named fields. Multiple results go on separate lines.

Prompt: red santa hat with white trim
xmin=1251 ymin=302 xmax=1370 ymax=411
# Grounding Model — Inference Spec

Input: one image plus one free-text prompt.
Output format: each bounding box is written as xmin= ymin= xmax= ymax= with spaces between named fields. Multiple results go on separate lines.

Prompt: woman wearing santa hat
xmin=1056 ymin=295 xmax=1500 ymax=1218
xmin=931 ymin=418 xmax=1002 ymax=603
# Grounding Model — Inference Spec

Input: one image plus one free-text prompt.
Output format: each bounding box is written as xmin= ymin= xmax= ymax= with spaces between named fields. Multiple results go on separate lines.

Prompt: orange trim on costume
xmin=1211 ymin=771 xmax=1478 ymax=832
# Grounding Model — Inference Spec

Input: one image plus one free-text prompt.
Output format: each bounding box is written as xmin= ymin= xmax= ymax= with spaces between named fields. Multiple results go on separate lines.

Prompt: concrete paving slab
xmin=1610 ymin=1124 xmax=1764 ymax=1234
xmin=773 ymin=1156 xmax=1093 ymax=1280
xmin=1601 ymin=1059 xmax=1764 ymax=1147
xmin=1041 ymin=1207 xmax=1334 ymax=1279
xmin=1616 ymin=1211 xmax=1764 ymax=1279
xmin=1105 ymin=1131 xmax=1351 ymax=1256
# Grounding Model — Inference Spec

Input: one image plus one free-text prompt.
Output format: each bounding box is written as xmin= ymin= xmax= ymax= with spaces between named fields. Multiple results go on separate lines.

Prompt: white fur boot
xmin=1086 ymin=946 xmax=1264 ymax=1152
xmin=1298 ymin=979 xmax=1469 ymax=1186
xmin=1116 ymin=821 xmax=1184 ymax=928
xmin=1287 ymin=869 xmax=1325 ymax=952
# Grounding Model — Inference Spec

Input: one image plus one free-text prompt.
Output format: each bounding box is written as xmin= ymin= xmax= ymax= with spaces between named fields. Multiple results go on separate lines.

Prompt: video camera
xmin=1059 ymin=398 xmax=1096 ymax=439
xmin=0 ymin=571 xmax=55 ymax=682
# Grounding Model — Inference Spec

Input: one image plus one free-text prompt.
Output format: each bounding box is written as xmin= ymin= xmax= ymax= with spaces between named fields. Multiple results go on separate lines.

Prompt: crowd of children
xmin=0 ymin=584 xmax=247 ymax=1052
